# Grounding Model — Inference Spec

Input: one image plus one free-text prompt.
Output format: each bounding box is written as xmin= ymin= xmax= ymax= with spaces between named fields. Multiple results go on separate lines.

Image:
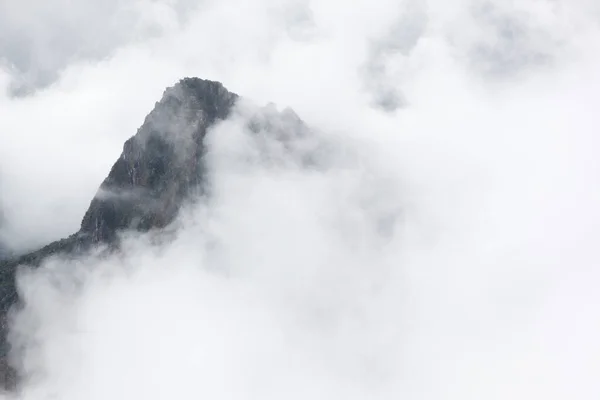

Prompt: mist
xmin=1 ymin=0 xmax=600 ymax=398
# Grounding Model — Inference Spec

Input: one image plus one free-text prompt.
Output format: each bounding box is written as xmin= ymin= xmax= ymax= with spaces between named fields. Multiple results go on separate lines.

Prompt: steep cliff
xmin=0 ymin=78 xmax=259 ymax=389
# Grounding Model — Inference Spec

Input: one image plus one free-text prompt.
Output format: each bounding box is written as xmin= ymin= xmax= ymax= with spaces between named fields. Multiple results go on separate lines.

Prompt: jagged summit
xmin=0 ymin=77 xmax=286 ymax=389
xmin=0 ymin=78 xmax=240 ymax=270
xmin=80 ymin=78 xmax=238 ymax=242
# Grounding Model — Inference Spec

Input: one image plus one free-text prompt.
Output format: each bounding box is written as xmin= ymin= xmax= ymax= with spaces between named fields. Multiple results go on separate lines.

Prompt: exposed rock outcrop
xmin=0 ymin=78 xmax=253 ymax=389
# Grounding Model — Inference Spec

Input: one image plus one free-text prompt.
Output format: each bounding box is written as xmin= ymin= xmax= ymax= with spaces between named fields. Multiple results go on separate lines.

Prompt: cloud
xmin=0 ymin=0 xmax=202 ymax=95
xmin=1 ymin=0 xmax=600 ymax=399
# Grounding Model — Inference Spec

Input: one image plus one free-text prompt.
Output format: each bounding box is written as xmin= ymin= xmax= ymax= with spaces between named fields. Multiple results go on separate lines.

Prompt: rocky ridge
xmin=0 ymin=77 xmax=310 ymax=389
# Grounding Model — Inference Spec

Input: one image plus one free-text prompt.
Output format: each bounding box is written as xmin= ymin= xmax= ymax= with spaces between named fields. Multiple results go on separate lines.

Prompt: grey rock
xmin=0 ymin=77 xmax=258 ymax=389
xmin=80 ymin=78 xmax=238 ymax=242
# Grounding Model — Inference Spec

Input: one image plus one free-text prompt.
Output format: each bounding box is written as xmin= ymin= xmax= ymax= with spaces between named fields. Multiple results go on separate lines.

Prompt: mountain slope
xmin=0 ymin=77 xmax=283 ymax=389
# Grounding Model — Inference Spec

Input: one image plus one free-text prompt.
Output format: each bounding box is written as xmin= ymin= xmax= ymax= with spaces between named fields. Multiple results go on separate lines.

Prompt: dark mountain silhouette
xmin=0 ymin=77 xmax=310 ymax=390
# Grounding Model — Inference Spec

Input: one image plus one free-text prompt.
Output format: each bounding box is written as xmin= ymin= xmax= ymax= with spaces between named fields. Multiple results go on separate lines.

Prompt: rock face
xmin=0 ymin=77 xmax=247 ymax=389
xmin=80 ymin=78 xmax=238 ymax=242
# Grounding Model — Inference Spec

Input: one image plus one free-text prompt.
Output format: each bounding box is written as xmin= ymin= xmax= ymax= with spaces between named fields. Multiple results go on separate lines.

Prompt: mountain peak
xmin=0 ymin=78 xmax=251 ymax=388
xmin=0 ymin=78 xmax=312 ymax=389
xmin=79 ymin=78 xmax=238 ymax=243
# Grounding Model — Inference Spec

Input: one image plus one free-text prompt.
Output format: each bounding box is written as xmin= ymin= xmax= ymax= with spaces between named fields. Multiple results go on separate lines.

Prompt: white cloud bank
xmin=1 ymin=0 xmax=600 ymax=398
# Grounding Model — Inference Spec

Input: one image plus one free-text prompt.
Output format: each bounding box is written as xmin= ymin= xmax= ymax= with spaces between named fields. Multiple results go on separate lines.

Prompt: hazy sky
xmin=1 ymin=0 xmax=600 ymax=399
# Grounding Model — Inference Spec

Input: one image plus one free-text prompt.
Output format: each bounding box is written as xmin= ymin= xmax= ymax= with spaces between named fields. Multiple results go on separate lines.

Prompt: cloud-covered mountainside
xmin=1 ymin=0 xmax=600 ymax=399
xmin=0 ymin=77 xmax=322 ymax=388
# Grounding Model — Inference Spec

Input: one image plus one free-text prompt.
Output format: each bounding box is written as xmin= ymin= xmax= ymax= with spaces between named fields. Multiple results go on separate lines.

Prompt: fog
xmin=1 ymin=0 xmax=600 ymax=398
